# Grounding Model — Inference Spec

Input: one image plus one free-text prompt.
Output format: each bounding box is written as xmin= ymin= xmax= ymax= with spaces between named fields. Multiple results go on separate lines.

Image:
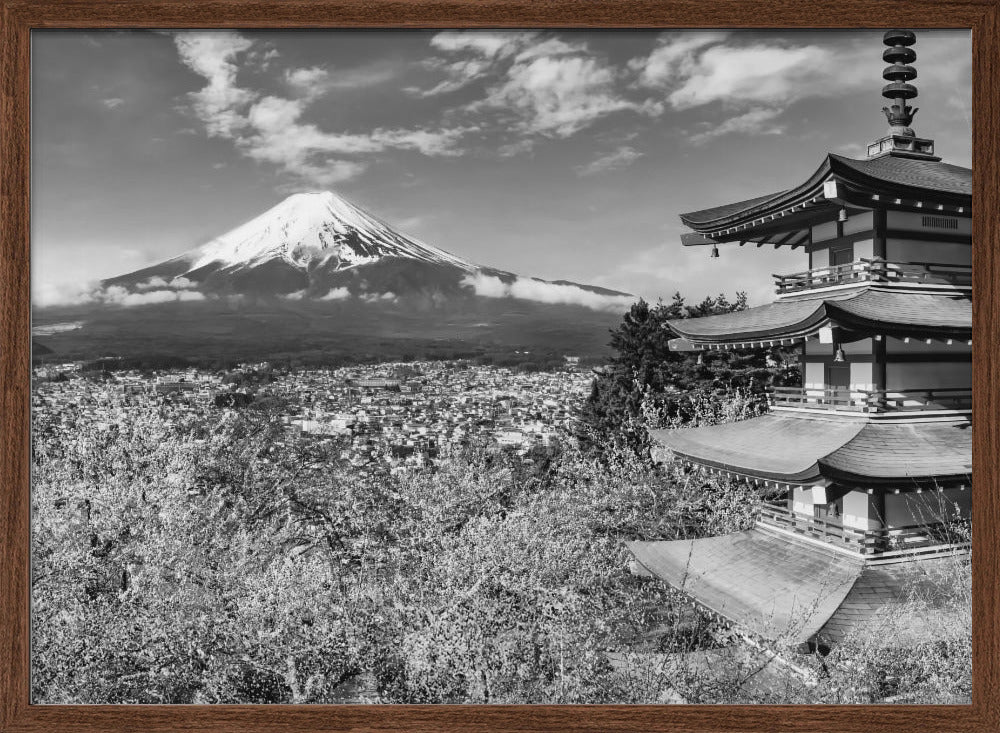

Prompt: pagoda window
xmin=887 ymin=210 xmax=971 ymax=237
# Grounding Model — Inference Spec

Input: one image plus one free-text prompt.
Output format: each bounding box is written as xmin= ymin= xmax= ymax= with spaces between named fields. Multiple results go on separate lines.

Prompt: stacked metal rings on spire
xmin=882 ymin=30 xmax=918 ymax=101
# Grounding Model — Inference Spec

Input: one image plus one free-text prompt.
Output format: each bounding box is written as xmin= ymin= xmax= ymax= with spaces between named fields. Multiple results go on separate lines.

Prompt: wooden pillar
xmin=873 ymin=207 xmax=887 ymax=259
xmin=873 ymin=335 xmax=887 ymax=391
xmin=871 ymin=490 xmax=887 ymax=530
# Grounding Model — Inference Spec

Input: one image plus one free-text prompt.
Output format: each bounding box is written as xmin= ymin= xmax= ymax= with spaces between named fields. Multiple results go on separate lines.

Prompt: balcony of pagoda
xmin=756 ymin=501 xmax=970 ymax=559
xmin=768 ymin=386 xmax=972 ymax=415
xmin=773 ymin=258 xmax=971 ymax=297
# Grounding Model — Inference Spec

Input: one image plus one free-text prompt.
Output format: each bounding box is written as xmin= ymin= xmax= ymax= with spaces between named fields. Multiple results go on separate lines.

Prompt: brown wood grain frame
xmin=2 ymin=1 xmax=998 ymax=731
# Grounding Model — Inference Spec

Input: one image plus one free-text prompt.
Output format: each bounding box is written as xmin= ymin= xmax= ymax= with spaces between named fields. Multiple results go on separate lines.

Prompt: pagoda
xmin=627 ymin=30 xmax=971 ymax=650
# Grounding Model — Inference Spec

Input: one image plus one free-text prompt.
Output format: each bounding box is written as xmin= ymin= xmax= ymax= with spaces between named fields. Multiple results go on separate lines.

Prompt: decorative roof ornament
xmin=867 ymin=29 xmax=939 ymax=161
xmin=881 ymin=29 xmax=919 ymax=135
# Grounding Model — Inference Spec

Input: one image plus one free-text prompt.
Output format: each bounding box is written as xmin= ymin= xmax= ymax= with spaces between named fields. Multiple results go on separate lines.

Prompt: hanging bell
xmin=834 ymin=346 xmax=846 ymax=362
xmin=710 ymin=244 xmax=720 ymax=258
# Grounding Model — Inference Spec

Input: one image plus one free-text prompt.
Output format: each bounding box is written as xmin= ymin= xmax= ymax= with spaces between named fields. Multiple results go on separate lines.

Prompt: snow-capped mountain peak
xmin=100 ymin=190 xmax=633 ymax=311
xmin=183 ymin=190 xmax=475 ymax=274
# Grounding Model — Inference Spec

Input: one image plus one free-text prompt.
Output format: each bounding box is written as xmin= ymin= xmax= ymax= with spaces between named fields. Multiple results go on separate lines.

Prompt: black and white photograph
xmin=30 ymin=28 xmax=972 ymax=705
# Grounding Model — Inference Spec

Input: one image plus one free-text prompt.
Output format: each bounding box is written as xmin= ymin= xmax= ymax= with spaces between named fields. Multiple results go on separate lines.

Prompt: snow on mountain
xmin=98 ymin=190 xmax=632 ymax=310
xmin=180 ymin=191 xmax=476 ymax=274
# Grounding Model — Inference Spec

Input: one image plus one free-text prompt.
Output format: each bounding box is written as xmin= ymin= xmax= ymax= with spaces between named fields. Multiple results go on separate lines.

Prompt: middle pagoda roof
xmin=666 ymin=287 xmax=971 ymax=348
xmin=651 ymin=412 xmax=971 ymax=489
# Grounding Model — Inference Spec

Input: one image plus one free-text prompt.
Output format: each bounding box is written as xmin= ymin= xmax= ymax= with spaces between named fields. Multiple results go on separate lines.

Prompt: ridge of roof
xmin=828 ymin=153 xmax=971 ymax=197
xmin=679 ymin=152 xmax=971 ymax=230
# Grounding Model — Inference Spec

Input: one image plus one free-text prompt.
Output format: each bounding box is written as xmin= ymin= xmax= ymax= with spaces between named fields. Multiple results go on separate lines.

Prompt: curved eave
xmin=652 ymin=414 xmax=972 ymax=489
xmin=666 ymin=288 xmax=971 ymax=346
xmin=680 ymin=153 xmax=972 ymax=235
xmin=818 ymin=417 xmax=972 ymax=488
xmin=680 ymin=156 xmax=834 ymax=231
xmin=650 ymin=413 xmax=866 ymax=486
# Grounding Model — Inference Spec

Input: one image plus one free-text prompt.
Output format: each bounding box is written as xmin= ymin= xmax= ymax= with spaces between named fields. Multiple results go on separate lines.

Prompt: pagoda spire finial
xmin=866 ymin=29 xmax=939 ymax=161
xmin=881 ymin=29 xmax=919 ymax=136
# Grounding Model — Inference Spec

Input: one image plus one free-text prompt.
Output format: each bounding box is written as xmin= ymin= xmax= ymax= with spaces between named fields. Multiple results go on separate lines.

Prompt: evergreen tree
xmin=578 ymin=293 xmax=799 ymax=454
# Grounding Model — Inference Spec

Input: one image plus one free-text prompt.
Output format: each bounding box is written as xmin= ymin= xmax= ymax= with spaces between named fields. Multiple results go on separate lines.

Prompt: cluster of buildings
xmin=32 ymin=360 xmax=591 ymax=472
xmin=273 ymin=362 xmax=589 ymax=468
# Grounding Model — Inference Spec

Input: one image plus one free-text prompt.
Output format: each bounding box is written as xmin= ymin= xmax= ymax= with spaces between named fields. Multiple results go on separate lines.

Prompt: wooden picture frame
xmin=2 ymin=1 xmax=998 ymax=730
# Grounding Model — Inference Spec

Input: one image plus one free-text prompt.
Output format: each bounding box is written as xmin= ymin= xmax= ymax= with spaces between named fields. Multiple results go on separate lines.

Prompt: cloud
xmin=34 ymin=282 xmax=207 ymax=307
xmin=33 ymin=282 xmax=100 ymax=308
xmin=418 ymin=32 xmax=661 ymax=140
xmin=475 ymin=53 xmax=662 ymax=138
xmin=320 ymin=286 xmax=351 ymax=301
xmin=407 ymin=32 xmax=539 ymax=97
xmin=102 ymin=288 xmax=206 ymax=306
xmin=282 ymin=286 xmax=353 ymax=301
xmin=134 ymin=276 xmax=199 ymax=291
xmin=496 ymin=139 xmax=536 ymax=157
xmin=667 ymin=43 xmax=838 ymax=110
xmin=630 ymin=32 xmax=729 ymax=88
xmin=102 ymin=97 xmax=125 ymax=109
xmin=461 ymin=273 xmax=634 ymax=312
xmin=284 ymin=66 xmax=330 ymax=98
xmin=173 ymin=31 xmax=257 ymax=138
xmin=574 ymin=145 xmax=643 ymax=176
xmin=172 ymin=31 xmax=470 ymax=187
xmin=430 ymin=31 xmax=536 ymax=59
xmin=361 ymin=291 xmax=397 ymax=303
xmin=628 ymin=33 xmax=884 ymax=144
xmin=688 ymin=107 xmax=785 ymax=145
xmin=238 ymin=94 xmax=469 ymax=184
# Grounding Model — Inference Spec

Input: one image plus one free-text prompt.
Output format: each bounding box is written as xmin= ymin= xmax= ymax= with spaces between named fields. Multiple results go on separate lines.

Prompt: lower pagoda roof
xmin=667 ymin=287 xmax=971 ymax=346
xmin=627 ymin=530 xmax=963 ymax=645
xmin=627 ymin=530 xmax=863 ymax=644
xmin=650 ymin=413 xmax=971 ymax=488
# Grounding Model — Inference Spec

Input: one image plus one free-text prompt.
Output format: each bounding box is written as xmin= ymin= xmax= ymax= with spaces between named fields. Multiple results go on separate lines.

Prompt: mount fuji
xmin=102 ymin=191 xmax=630 ymax=305
xmin=36 ymin=192 xmax=634 ymax=363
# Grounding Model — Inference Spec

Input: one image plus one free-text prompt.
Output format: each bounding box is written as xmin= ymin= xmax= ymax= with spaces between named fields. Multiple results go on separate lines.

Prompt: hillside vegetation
xmin=31 ymin=297 xmax=970 ymax=704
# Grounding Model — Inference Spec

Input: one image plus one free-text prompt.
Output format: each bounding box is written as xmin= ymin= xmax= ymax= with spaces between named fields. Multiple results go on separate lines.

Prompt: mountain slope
xmin=35 ymin=190 xmax=635 ymax=362
xmin=102 ymin=191 xmax=630 ymax=303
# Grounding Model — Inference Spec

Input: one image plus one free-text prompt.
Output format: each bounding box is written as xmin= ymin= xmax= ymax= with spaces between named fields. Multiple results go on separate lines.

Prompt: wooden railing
xmin=757 ymin=502 xmax=969 ymax=557
xmin=769 ymin=386 xmax=972 ymax=413
xmin=774 ymin=258 xmax=971 ymax=294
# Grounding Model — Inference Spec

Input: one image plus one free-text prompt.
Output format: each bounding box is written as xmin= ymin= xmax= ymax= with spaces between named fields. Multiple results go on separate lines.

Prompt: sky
xmin=31 ymin=29 xmax=972 ymax=308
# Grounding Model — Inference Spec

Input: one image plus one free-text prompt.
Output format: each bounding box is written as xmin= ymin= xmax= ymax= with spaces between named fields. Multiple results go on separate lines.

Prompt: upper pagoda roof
xmin=666 ymin=287 xmax=971 ymax=346
xmin=680 ymin=153 xmax=971 ymax=237
xmin=650 ymin=412 xmax=971 ymax=488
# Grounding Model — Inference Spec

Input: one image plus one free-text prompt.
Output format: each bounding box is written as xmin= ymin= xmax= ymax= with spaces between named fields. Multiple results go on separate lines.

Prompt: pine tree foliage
xmin=578 ymin=293 xmax=800 ymax=453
